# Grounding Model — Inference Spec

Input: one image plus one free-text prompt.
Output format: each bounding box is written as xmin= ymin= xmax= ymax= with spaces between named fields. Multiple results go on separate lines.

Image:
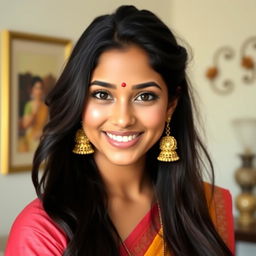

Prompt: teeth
xmin=106 ymin=132 xmax=139 ymax=142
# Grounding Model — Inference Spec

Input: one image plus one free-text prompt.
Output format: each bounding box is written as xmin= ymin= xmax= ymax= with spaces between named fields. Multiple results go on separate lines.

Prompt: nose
xmin=110 ymin=99 xmax=136 ymax=128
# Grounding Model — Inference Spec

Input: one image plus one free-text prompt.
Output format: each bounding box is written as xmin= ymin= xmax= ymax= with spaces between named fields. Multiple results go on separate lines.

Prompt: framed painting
xmin=0 ymin=30 xmax=72 ymax=174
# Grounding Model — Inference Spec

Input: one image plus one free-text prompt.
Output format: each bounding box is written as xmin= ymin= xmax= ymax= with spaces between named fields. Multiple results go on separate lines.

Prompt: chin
xmin=109 ymin=158 xmax=138 ymax=166
xmin=106 ymin=152 xmax=145 ymax=167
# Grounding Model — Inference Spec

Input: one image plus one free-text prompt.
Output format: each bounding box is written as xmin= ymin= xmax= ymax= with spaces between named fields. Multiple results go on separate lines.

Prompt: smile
xmin=106 ymin=132 xmax=139 ymax=142
xmin=103 ymin=131 xmax=142 ymax=149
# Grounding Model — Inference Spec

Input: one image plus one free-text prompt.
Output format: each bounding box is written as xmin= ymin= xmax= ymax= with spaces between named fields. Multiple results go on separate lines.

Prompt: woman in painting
xmin=21 ymin=76 xmax=48 ymax=152
xmin=5 ymin=5 xmax=234 ymax=256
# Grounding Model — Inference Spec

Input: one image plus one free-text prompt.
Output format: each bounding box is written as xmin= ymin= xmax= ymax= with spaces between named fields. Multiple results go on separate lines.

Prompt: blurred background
xmin=0 ymin=0 xmax=255 ymax=255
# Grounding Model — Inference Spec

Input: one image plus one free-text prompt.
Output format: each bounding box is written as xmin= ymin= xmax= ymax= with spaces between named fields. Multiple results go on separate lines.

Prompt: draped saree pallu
xmin=5 ymin=183 xmax=234 ymax=255
xmin=119 ymin=203 xmax=165 ymax=256
xmin=119 ymin=184 xmax=235 ymax=256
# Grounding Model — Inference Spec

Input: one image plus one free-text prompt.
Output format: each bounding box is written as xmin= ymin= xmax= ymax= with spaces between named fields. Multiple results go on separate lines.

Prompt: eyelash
xmin=135 ymin=92 xmax=158 ymax=101
xmin=90 ymin=90 xmax=159 ymax=102
xmin=91 ymin=90 xmax=112 ymax=100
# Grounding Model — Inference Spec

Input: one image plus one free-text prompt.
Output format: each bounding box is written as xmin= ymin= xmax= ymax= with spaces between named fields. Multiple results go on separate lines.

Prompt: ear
xmin=166 ymin=98 xmax=178 ymax=121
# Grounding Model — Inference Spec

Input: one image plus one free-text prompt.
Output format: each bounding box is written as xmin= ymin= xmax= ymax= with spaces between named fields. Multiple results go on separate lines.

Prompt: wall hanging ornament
xmin=205 ymin=36 xmax=256 ymax=95
xmin=205 ymin=46 xmax=235 ymax=95
xmin=240 ymin=36 xmax=256 ymax=84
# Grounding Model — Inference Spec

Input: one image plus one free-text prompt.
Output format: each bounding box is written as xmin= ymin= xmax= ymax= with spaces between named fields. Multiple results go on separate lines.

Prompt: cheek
xmin=83 ymin=103 xmax=107 ymax=127
xmin=137 ymin=105 xmax=166 ymax=130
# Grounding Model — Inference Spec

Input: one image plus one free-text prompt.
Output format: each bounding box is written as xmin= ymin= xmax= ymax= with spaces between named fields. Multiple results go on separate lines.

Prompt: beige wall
xmin=170 ymin=0 xmax=256 ymax=208
xmin=170 ymin=0 xmax=256 ymax=255
xmin=0 ymin=0 xmax=255 ymax=254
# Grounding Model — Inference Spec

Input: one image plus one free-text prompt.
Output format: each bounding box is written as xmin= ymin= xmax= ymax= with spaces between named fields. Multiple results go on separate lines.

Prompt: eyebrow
xmin=90 ymin=80 xmax=162 ymax=90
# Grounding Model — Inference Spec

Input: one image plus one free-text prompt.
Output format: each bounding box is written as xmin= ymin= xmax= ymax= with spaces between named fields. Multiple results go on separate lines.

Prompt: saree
xmin=21 ymin=101 xmax=48 ymax=152
xmin=120 ymin=183 xmax=235 ymax=256
xmin=5 ymin=183 xmax=234 ymax=255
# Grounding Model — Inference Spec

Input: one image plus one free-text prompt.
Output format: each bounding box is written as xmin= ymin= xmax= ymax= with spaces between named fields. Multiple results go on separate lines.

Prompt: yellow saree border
xmin=121 ymin=183 xmax=234 ymax=255
xmin=120 ymin=204 xmax=160 ymax=256
xmin=144 ymin=227 xmax=171 ymax=256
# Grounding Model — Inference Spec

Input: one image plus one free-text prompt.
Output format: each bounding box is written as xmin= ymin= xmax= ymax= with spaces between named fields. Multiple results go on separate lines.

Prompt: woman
xmin=21 ymin=76 xmax=48 ymax=152
xmin=5 ymin=5 xmax=234 ymax=256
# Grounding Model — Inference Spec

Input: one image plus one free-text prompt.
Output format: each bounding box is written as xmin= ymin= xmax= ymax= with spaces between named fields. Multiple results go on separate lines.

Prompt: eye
xmin=91 ymin=90 xmax=112 ymax=100
xmin=135 ymin=92 xmax=158 ymax=102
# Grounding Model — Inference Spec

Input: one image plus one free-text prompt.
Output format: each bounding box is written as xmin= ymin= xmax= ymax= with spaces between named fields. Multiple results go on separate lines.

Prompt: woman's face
xmin=31 ymin=81 xmax=44 ymax=100
xmin=83 ymin=45 xmax=176 ymax=167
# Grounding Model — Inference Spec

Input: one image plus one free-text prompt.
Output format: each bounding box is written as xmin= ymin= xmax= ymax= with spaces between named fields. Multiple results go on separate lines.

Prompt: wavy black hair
xmin=32 ymin=5 xmax=232 ymax=256
xmin=31 ymin=76 xmax=43 ymax=87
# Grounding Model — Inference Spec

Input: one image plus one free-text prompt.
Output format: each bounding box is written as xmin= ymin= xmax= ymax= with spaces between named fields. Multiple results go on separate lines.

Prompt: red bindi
xmin=121 ymin=82 xmax=127 ymax=87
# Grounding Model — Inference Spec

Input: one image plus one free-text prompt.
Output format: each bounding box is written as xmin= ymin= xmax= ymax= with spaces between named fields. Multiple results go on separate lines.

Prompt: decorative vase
xmin=235 ymin=153 xmax=256 ymax=227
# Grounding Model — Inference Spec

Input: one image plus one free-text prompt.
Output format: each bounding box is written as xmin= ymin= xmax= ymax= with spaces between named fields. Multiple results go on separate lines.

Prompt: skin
xmin=82 ymin=45 xmax=177 ymax=240
xmin=31 ymin=81 xmax=44 ymax=100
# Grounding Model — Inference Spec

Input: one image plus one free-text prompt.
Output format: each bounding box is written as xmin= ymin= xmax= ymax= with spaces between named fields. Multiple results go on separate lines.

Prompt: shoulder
xmin=24 ymin=101 xmax=32 ymax=113
xmin=203 ymin=182 xmax=235 ymax=254
xmin=203 ymin=182 xmax=232 ymax=207
xmin=203 ymin=182 xmax=233 ymax=218
xmin=24 ymin=101 xmax=32 ymax=107
xmin=5 ymin=198 xmax=67 ymax=256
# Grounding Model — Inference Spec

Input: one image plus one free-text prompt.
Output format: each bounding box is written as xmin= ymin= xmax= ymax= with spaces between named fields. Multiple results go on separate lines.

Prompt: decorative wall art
xmin=206 ymin=36 xmax=256 ymax=95
xmin=0 ymin=31 xmax=72 ymax=174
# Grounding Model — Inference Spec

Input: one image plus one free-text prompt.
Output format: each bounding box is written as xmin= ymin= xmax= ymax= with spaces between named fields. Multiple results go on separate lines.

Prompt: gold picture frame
xmin=0 ymin=30 xmax=72 ymax=174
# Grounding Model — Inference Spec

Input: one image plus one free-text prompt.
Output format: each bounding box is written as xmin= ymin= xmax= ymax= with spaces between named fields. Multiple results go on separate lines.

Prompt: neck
xmin=93 ymin=154 xmax=152 ymax=200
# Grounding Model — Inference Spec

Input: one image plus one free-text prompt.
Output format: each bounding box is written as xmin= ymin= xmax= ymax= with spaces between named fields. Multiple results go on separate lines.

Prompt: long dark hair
xmin=32 ymin=5 xmax=232 ymax=256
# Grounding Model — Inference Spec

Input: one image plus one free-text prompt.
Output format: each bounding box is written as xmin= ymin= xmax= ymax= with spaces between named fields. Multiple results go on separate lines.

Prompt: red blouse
xmin=5 ymin=199 xmax=67 ymax=255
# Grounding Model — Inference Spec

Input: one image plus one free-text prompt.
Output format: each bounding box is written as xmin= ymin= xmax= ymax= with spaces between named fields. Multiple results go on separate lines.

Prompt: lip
xmin=103 ymin=131 xmax=143 ymax=149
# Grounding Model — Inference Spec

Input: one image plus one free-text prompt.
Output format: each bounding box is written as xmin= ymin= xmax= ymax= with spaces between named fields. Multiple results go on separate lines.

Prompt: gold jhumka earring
xmin=157 ymin=117 xmax=179 ymax=162
xmin=73 ymin=129 xmax=94 ymax=155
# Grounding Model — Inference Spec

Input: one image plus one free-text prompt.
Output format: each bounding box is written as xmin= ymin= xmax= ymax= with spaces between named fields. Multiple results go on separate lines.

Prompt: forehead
xmin=91 ymin=45 xmax=166 ymax=87
xmin=33 ymin=81 xmax=43 ymax=87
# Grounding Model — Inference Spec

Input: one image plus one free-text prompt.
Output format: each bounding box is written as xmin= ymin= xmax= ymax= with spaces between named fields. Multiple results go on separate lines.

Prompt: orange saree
xmin=120 ymin=183 xmax=235 ymax=256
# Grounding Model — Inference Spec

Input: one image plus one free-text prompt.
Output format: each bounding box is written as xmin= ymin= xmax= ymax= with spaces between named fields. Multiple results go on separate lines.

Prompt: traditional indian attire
xmin=19 ymin=101 xmax=48 ymax=152
xmin=120 ymin=183 xmax=234 ymax=256
xmin=5 ymin=183 xmax=234 ymax=255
